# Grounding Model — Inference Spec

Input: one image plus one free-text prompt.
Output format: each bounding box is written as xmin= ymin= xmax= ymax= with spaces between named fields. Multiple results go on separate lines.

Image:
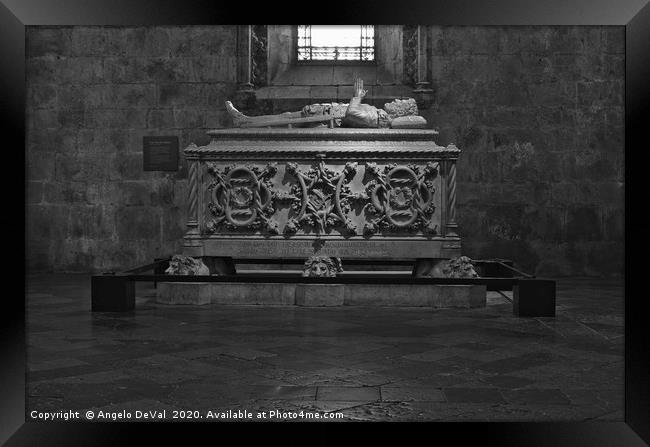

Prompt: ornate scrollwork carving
xmin=279 ymin=160 xmax=363 ymax=236
xmin=403 ymin=25 xmax=419 ymax=87
xmin=363 ymin=161 xmax=439 ymax=236
xmin=201 ymin=160 xmax=439 ymax=238
xmin=205 ymin=162 xmax=280 ymax=234
xmin=251 ymin=25 xmax=268 ymax=88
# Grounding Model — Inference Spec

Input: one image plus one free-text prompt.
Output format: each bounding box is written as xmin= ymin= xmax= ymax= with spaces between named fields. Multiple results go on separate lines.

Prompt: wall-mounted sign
xmin=143 ymin=136 xmax=179 ymax=171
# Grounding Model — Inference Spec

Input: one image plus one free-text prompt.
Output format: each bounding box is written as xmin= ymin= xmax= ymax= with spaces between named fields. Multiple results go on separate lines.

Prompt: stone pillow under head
xmin=383 ymin=98 xmax=419 ymax=118
xmin=390 ymin=115 xmax=428 ymax=129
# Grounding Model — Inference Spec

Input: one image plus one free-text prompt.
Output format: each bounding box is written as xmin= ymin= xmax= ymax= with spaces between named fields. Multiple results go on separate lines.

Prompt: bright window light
xmin=297 ymin=25 xmax=375 ymax=62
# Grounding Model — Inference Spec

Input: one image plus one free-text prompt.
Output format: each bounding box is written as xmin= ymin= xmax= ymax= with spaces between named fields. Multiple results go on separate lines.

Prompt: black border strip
xmin=624 ymin=1 xmax=650 ymax=443
xmin=1 ymin=1 xmax=26 ymax=445
xmin=8 ymin=0 xmax=647 ymax=445
xmin=1 ymin=0 xmax=648 ymax=25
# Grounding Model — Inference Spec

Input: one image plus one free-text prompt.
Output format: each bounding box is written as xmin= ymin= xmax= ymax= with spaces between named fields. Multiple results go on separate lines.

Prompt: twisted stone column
xmin=445 ymin=159 xmax=459 ymax=237
xmin=186 ymin=158 xmax=199 ymax=236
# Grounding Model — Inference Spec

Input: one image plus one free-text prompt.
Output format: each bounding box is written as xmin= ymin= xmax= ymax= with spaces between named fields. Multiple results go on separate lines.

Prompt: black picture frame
xmin=5 ymin=0 xmax=647 ymax=445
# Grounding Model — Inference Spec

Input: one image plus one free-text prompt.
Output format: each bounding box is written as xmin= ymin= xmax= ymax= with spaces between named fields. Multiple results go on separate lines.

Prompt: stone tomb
xmin=182 ymin=128 xmax=462 ymax=262
xmin=157 ymin=128 xmax=485 ymax=307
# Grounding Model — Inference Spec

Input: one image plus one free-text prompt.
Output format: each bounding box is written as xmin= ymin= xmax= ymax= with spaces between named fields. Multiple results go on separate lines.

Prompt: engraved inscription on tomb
xmin=210 ymin=239 xmax=397 ymax=257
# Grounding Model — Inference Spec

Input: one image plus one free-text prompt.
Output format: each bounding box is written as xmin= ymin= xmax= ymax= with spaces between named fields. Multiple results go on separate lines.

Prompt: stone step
xmin=156 ymin=282 xmax=486 ymax=308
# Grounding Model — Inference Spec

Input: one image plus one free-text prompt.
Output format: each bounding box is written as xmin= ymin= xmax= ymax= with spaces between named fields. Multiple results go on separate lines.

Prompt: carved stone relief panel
xmin=278 ymin=160 xmax=364 ymax=236
xmin=204 ymin=162 xmax=280 ymax=235
xmin=200 ymin=159 xmax=442 ymax=238
xmin=364 ymin=161 xmax=439 ymax=236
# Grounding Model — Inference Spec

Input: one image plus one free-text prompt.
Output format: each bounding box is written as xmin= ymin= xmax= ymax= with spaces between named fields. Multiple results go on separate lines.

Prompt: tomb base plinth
xmin=155 ymin=282 xmax=486 ymax=308
xmin=156 ymin=282 xmax=211 ymax=305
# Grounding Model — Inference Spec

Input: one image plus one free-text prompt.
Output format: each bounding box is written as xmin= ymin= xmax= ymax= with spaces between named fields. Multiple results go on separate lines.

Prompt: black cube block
xmin=91 ymin=275 xmax=135 ymax=312
xmin=513 ymin=279 xmax=556 ymax=317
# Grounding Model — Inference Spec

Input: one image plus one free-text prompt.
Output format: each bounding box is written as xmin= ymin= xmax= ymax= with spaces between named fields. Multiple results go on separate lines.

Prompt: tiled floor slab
xmin=25 ymin=274 xmax=624 ymax=421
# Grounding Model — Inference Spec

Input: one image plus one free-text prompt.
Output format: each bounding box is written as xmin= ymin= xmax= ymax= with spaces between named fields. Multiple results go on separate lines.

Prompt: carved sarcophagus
xmin=182 ymin=129 xmax=461 ymax=267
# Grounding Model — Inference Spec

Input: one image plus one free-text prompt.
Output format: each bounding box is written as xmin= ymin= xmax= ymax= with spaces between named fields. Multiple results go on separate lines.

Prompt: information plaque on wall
xmin=143 ymin=136 xmax=179 ymax=171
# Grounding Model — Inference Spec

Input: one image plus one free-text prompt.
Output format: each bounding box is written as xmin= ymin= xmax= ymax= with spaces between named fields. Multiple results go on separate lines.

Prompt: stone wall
xmin=26 ymin=26 xmax=238 ymax=272
xmin=424 ymin=26 xmax=624 ymax=277
xmin=26 ymin=26 xmax=624 ymax=276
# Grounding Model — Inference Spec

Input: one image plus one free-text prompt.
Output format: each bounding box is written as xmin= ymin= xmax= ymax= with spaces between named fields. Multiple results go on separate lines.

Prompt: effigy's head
xmin=383 ymin=98 xmax=419 ymax=119
xmin=302 ymin=256 xmax=341 ymax=277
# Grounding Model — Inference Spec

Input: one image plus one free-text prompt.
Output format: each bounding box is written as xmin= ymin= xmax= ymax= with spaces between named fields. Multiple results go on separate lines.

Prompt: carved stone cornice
xmin=184 ymin=142 xmax=460 ymax=158
xmin=203 ymin=128 xmax=441 ymax=141
xmin=185 ymin=130 xmax=460 ymax=161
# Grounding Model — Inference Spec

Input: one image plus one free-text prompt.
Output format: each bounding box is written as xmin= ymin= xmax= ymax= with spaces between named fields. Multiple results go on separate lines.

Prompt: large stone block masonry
xmin=25 ymin=26 xmax=624 ymax=276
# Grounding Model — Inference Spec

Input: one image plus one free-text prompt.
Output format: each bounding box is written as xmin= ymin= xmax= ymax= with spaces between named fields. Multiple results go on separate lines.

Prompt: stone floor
xmin=26 ymin=274 xmax=624 ymax=422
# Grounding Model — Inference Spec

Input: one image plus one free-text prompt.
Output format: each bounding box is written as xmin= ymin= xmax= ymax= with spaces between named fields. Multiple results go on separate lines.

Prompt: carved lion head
xmin=302 ymin=256 xmax=343 ymax=278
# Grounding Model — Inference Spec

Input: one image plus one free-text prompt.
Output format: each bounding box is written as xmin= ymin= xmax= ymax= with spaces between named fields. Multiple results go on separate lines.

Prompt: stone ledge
xmin=296 ymin=284 xmax=345 ymax=306
xmin=157 ymin=282 xmax=211 ymax=305
xmin=212 ymin=283 xmax=295 ymax=305
xmin=156 ymin=282 xmax=486 ymax=308
xmin=201 ymin=127 xmax=442 ymax=141
xmin=345 ymin=284 xmax=485 ymax=308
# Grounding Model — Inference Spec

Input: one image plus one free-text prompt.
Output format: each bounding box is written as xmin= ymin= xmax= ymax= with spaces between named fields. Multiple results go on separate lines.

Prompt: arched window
xmin=297 ymin=25 xmax=375 ymax=62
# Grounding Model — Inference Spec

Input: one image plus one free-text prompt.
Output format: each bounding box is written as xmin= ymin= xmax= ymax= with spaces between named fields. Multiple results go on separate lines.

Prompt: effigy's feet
xmin=225 ymin=101 xmax=249 ymax=127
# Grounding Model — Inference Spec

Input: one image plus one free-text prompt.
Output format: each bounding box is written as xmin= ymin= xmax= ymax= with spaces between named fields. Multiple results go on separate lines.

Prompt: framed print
xmin=4 ymin=0 xmax=648 ymax=445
